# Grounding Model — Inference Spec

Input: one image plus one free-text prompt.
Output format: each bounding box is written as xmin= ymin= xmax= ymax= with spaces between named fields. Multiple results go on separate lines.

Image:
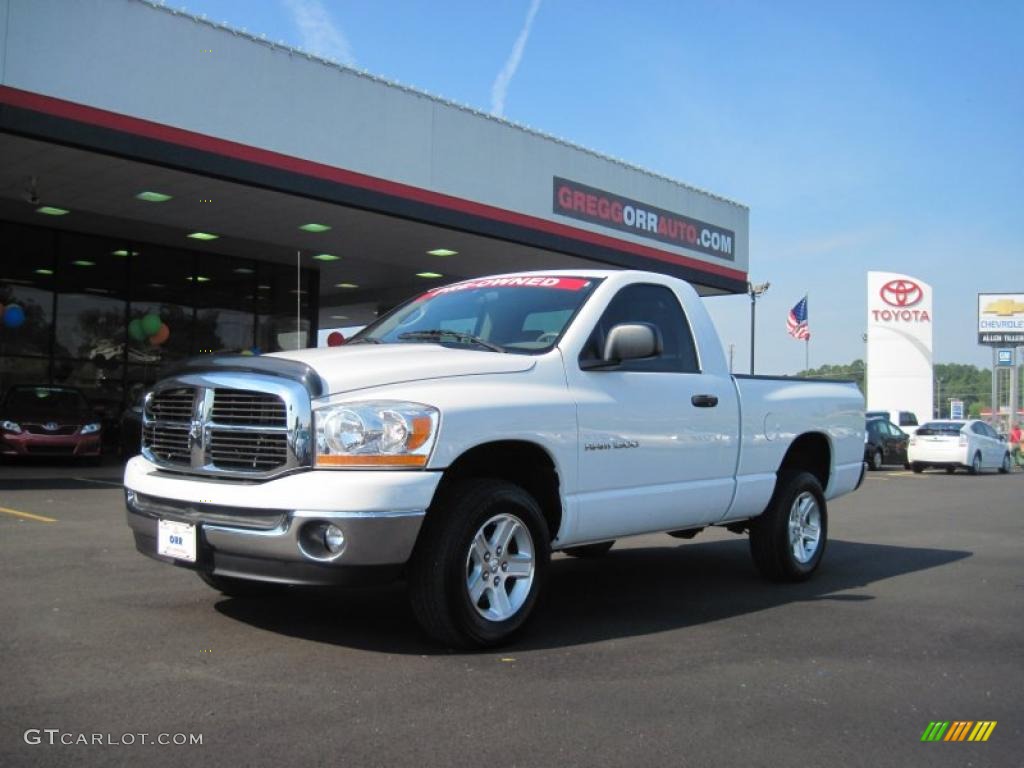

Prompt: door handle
xmin=691 ymin=394 xmax=718 ymax=408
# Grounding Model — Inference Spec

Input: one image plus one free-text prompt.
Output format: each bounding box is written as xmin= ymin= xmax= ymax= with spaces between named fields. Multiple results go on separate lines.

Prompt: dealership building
xmin=0 ymin=0 xmax=749 ymax=415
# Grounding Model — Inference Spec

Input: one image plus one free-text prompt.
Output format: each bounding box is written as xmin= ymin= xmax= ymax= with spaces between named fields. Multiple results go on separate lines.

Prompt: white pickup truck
xmin=125 ymin=270 xmax=865 ymax=647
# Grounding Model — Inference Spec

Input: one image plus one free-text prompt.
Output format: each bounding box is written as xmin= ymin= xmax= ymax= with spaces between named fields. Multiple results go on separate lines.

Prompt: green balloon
xmin=128 ymin=318 xmax=146 ymax=341
xmin=141 ymin=313 xmax=162 ymax=337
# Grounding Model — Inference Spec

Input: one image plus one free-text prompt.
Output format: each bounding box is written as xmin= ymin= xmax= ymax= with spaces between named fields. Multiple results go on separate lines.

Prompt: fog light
xmin=324 ymin=524 xmax=345 ymax=554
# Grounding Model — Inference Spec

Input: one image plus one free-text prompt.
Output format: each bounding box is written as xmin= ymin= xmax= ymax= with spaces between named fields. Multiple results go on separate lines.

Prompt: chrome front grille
xmin=148 ymin=388 xmax=195 ymax=421
xmin=208 ymin=429 xmax=289 ymax=470
xmin=211 ymin=389 xmax=287 ymax=426
xmin=142 ymin=423 xmax=191 ymax=463
xmin=141 ymin=372 xmax=312 ymax=479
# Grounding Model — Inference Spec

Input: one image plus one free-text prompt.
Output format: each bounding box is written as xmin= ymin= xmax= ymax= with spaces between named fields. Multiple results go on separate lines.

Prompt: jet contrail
xmin=490 ymin=0 xmax=543 ymax=117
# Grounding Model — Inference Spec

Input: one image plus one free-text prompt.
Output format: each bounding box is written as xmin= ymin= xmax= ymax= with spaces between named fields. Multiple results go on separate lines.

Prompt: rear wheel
xmin=911 ymin=462 xmax=925 ymax=474
xmin=999 ymin=453 xmax=1011 ymax=474
xmin=562 ymin=541 xmax=614 ymax=558
xmin=969 ymin=452 xmax=982 ymax=475
xmin=868 ymin=449 xmax=883 ymax=471
xmin=408 ymin=479 xmax=550 ymax=648
xmin=749 ymin=471 xmax=827 ymax=582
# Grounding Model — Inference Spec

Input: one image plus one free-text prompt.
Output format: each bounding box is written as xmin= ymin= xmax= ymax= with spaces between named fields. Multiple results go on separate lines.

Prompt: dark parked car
xmin=864 ymin=417 xmax=909 ymax=470
xmin=865 ymin=410 xmax=919 ymax=433
xmin=119 ymin=387 xmax=145 ymax=459
xmin=0 ymin=385 xmax=103 ymax=462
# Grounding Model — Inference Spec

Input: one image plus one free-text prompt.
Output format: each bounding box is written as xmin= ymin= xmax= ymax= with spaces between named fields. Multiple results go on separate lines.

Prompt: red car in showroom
xmin=0 ymin=385 xmax=102 ymax=461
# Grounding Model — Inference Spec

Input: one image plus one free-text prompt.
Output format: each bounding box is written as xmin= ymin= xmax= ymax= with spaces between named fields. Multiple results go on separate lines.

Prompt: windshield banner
xmin=425 ymin=276 xmax=592 ymax=296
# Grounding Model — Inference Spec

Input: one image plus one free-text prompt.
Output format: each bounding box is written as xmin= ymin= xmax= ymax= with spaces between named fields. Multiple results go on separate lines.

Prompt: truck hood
xmin=268 ymin=344 xmax=536 ymax=396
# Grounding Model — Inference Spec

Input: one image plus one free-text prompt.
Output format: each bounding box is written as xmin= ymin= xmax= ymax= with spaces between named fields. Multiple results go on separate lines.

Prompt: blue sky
xmin=177 ymin=0 xmax=1022 ymax=373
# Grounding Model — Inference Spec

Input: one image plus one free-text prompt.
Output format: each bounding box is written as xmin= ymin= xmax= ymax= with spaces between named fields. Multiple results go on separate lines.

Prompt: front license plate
xmin=158 ymin=519 xmax=197 ymax=562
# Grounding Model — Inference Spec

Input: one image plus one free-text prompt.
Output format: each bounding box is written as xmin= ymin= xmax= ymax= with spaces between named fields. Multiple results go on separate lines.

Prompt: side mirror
xmin=581 ymin=323 xmax=661 ymax=370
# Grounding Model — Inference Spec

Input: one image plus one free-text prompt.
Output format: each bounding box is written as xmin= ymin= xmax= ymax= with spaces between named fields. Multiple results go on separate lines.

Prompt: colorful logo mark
xmin=921 ymin=721 xmax=997 ymax=742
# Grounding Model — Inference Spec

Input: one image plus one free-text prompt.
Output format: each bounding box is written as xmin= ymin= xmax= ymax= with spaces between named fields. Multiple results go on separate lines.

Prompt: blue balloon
xmin=3 ymin=304 xmax=25 ymax=328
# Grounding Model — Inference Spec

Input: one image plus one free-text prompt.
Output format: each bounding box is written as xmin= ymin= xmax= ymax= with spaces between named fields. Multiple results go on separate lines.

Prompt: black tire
xmin=408 ymin=479 xmax=551 ymax=649
xmin=945 ymin=466 xmax=956 ymax=474
xmin=968 ymin=452 xmax=982 ymax=475
xmin=562 ymin=541 xmax=614 ymax=558
xmin=911 ymin=462 xmax=925 ymax=474
xmin=999 ymin=453 xmax=1011 ymax=474
xmin=749 ymin=471 xmax=827 ymax=582
xmin=197 ymin=572 xmax=285 ymax=598
xmin=868 ymin=449 xmax=882 ymax=471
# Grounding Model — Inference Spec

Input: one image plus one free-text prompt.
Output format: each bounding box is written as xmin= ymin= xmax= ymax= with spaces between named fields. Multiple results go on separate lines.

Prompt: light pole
xmin=747 ymin=281 xmax=770 ymax=375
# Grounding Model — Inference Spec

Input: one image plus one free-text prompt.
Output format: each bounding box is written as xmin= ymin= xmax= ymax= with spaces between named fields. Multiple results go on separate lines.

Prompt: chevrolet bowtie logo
xmin=982 ymin=299 xmax=1024 ymax=316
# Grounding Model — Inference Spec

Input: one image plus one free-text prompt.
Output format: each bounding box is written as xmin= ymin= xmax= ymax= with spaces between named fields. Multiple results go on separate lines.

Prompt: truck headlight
xmin=1 ymin=420 xmax=21 ymax=434
xmin=314 ymin=401 xmax=438 ymax=468
xmin=80 ymin=422 xmax=101 ymax=435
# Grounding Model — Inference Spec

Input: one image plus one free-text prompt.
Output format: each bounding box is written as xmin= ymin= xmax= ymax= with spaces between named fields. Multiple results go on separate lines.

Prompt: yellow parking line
xmin=0 ymin=506 xmax=57 ymax=523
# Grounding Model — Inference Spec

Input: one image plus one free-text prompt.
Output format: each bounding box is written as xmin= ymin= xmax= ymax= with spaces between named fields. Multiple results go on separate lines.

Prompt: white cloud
xmin=282 ymin=0 xmax=355 ymax=66
xmin=490 ymin=0 xmax=543 ymax=117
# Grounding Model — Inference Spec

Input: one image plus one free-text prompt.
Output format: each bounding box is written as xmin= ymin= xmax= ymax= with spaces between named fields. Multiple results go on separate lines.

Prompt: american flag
xmin=787 ymin=296 xmax=810 ymax=340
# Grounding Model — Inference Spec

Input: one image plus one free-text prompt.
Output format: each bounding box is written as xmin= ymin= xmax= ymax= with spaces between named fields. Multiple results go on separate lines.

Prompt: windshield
xmin=916 ymin=422 xmax=964 ymax=436
xmin=4 ymin=386 xmax=90 ymax=416
xmin=351 ymin=276 xmax=602 ymax=354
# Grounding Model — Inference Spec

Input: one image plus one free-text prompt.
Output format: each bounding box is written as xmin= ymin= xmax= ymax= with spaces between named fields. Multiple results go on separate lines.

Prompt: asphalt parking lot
xmin=0 ymin=460 xmax=1021 ymax=768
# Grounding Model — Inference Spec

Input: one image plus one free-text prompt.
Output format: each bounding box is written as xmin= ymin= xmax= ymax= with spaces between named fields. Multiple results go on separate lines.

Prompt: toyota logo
xmin=43 ymin=422 xmax=59 ymax=432
xmin=880 ymin=279 xmax=923 ymax=307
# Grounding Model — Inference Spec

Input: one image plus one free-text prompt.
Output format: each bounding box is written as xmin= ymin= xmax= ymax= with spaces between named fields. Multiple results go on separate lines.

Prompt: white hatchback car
xmin=908 ymin=420 xmax=1012 ymax=474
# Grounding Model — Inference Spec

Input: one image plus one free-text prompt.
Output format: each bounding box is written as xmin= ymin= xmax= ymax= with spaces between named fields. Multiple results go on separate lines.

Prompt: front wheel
xmin=911 ymin=462 xmax=925 ymax=474
xmin=408 ymin=479 xmax=550 ymax=648
xmin=749 ymin=471 xmax=828 ymax=582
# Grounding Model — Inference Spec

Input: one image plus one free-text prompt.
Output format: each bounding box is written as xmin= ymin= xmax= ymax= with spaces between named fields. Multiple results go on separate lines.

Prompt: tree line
xmin=795 ymin=360 xmax=1017 ymax=418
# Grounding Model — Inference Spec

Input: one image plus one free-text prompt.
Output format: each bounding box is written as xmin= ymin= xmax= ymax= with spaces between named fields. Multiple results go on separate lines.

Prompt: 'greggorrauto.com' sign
xmin=552 ymin=177 xmax=735 ymax=260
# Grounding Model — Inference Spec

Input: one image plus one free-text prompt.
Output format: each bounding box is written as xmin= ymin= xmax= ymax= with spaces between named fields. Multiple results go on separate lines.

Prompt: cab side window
xmin=579 ymin=283 xmax=699 ymax=373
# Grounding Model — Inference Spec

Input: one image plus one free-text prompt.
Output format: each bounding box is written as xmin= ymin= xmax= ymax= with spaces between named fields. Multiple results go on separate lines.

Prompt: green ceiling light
xmin=334 ymin=282 xmax=358 ymax=289
xmin=34 ymin=268 xmax=54 ymax=275
xmin=72 ymin=260 xmax=95 ymax=267
xmin=427 ymin=248 xmax=458 ymax=257
xmin=299 ymin=222 xmax=331 ymax=233
xmin=187 ymin=232 xmax=219 ymax=241
xmin=186 ymin=275 xmax=212 ymax=283
xmin=416 ymin=271 xmax=443 ymax=279
xmin=233 ymin=267 xmax=254 ymax=274
xmin=36 ymin=206 xmax=69 ymax=216
xmin=312 ymin=253 xmax=340 ymax=262
xmin=257 ymin=284 xmax=271 ymax=290
xmin=111 ymin=249 xmax=140 ymax=257
xmin=135 ymin=191 xmax=173 ymax=203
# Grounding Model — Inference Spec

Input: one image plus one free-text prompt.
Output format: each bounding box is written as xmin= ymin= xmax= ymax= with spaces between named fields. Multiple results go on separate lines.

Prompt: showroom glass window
xmin=255 ymin=261 xmax=315 ymax=354
xmin=0 ymin=222 xmax=55 ymax=392
xmin=579 ymin=283 xmax=700 ymax=372
xmin=53 ymin=233 xmax=128 ymax=412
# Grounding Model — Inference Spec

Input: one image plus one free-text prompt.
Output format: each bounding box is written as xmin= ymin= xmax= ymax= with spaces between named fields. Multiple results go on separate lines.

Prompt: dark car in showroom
xmin=0 ymin=385 xmax=103 ymax=462
xmin=864 ymin=417 xmax=909 ymax=470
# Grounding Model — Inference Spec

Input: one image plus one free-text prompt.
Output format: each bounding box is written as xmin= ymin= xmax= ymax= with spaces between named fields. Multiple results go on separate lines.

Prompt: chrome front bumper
xmin=126 ymin=489 xmax=425 ymax=586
